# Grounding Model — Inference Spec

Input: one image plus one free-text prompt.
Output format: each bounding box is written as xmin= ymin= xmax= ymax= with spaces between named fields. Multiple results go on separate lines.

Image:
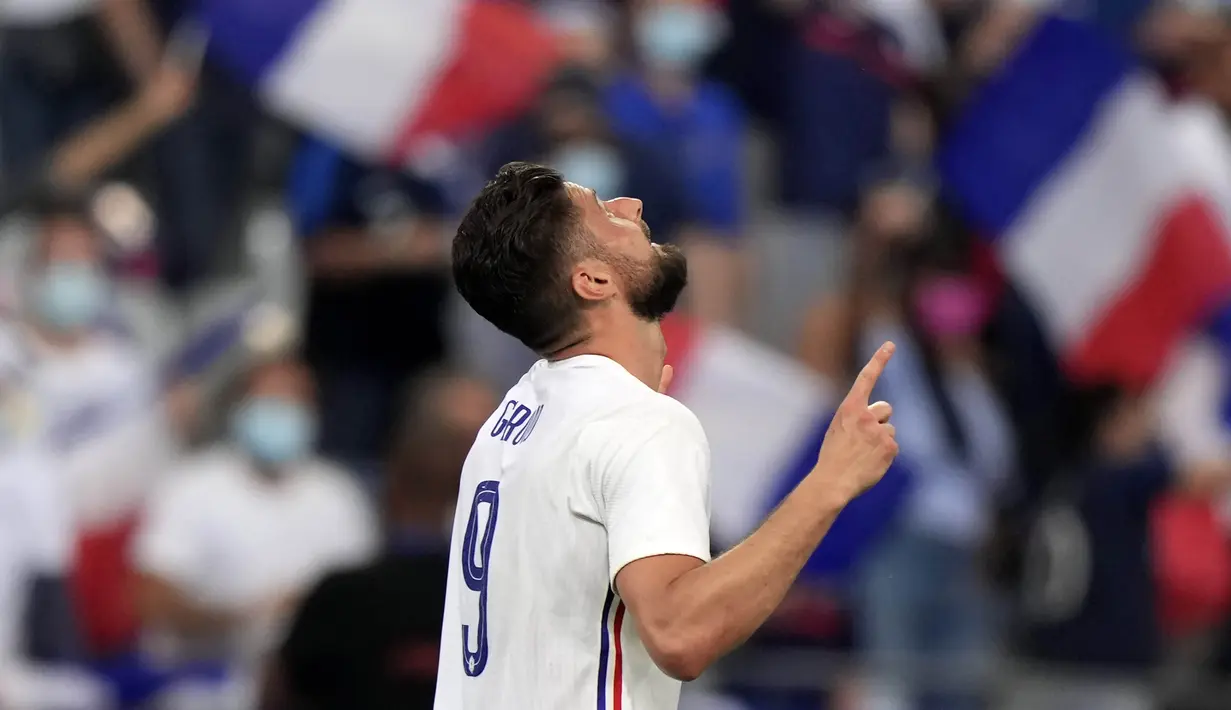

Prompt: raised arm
xmin=612 ymin=343 xmax=899 ymax=680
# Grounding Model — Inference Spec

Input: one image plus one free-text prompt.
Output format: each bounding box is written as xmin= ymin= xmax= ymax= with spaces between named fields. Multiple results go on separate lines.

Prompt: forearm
xmin=49 ymin=99 xmax=166 ymax=189
xmin=308 ymin=235 xmax=398 ymax=278
xmin=308 ymin=226 xmax=446 ymax=279
xmin=649 ymin=473 xmax=850 ymax=677
xmin=97 ymin=0 xmax=164 ymax=82
xmin=137 ymin=574 xmax=241 ymax=636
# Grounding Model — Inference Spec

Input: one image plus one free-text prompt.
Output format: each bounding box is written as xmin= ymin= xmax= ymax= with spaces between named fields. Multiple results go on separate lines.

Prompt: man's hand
xmin=814 ymin=342 xmax=899 ymax=503
xmin=612 ymin=345 xmax=898 ymax=682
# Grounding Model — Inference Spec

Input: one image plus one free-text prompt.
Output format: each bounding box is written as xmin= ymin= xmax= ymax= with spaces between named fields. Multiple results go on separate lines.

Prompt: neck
xmin=550 ymin=315 xmax=663 ymax=390
xmin=29 ymin=322 xmax=86 ymax=350
xmin=646 ymin=69 xmax=693 ymax=105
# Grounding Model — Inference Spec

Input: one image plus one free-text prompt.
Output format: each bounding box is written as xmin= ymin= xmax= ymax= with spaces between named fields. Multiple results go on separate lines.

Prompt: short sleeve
xmin=310 ymin=470 xmax=380 ymax=570
xmin=586 ymin=403 xmax=712 ymax=585
xmin=329 ymin=493 xmax=378 ymax=567
xmin=131 ymin=480 xmax=202 ymax=586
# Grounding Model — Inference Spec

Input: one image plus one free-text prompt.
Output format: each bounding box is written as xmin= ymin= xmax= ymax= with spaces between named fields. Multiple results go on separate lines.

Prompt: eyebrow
xmin=589 ymin=188 xmax=602 ymax=208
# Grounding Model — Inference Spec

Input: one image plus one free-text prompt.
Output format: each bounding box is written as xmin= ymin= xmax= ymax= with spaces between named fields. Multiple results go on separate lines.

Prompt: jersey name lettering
xmin=489 ymin=400 xmax=543 ymax=445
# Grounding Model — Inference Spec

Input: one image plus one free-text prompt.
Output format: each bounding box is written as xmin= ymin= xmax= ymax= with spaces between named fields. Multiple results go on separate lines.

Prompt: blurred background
xmin=4 ymin=0 xmax=1231 ymax=709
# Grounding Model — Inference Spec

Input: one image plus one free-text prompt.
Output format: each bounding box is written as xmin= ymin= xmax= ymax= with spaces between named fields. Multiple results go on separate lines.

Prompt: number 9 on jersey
xmin=461 ymin=480 xmax=500 ymax=677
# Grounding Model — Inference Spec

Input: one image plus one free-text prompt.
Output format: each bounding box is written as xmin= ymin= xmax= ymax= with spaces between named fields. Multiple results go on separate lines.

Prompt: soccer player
xmin=437 ymin=162 xmax=898 ymax=709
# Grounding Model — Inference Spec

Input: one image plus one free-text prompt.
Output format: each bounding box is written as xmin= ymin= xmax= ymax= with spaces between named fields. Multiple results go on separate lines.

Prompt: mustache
xmin=640 ymin=219 xmax=652 ymax=242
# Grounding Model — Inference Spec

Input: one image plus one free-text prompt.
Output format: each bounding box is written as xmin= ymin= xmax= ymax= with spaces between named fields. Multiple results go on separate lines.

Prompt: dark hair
xmin=1059 ymin=381 xmax=1131 ymax=464
xmin=453 ymin=162 xmax=588 ymax=352
xmin=903 ymin=239 xmax=976 ymax=462
xmin=217 ymin=353 xmax=315 ymax=419
xmin=25 ymin=189 xmax=102 ymax=266
xmin=27 ymin=189 xmax=93 ymax=225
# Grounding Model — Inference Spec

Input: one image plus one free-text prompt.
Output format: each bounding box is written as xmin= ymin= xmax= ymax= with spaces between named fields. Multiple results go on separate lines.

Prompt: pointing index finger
xmin=844 ymin=342 xmax=895 ymax=407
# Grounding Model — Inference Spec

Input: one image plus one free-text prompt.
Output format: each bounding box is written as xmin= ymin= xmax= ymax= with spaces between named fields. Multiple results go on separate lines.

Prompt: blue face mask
xmin=33 ymin=262 xmax=107 ymax=332
xmin=231 ymin=397 xmax=317 ymax=466
xmin=551 ymin=142 xmax=625 ymax=200
xmin=634 ymin=3 xmax=725 ymax=72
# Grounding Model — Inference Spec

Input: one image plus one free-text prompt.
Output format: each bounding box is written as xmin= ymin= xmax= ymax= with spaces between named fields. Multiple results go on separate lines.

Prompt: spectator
xmin=1010 ymin=385 xmax=1173 ymax=710
xmin=738 ymin=2 xmax=912 ymax=349
xmin=263 ymin=369 xmax=498 ymax=710
xmin=1182 ymin=7 xmax=1231 ymax=109
xmin=802 ymin=180 xmax=1013 ymax=710
xmin=0 ymin=59 xmax=197 ymax=221
xmin=0 ymin=192 xmax=179 ymax=655
xmin=796 ymin=167 xmax=935 ymax=379
xmin=853 ymin=254 xmax=1015 ymax=710
xmin=605 ymin=0 xmax=749 ymax=325
xmin=483 ymin=68 xmax=639 ymax=205
xmin=0 ymin=432 xmax=112 ymax=710
xmin=147 ymin=0 xmax=261 ymax=293
xmin=0 ymin=0 xmax=118 ymax=175
xmin=131 ymin=356 xmax=376 ymax=703
xmin=287 ymin=136 xmax=452 ymax=474
xmin=538 ymin=0 xmax=621 ymax=74
xmin=465 ymin=70 xmax=630 ymax=388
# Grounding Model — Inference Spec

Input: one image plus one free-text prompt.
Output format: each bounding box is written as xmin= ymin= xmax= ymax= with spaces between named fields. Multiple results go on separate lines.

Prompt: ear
xmin=571 ymin=257 xmax=616 ymax=303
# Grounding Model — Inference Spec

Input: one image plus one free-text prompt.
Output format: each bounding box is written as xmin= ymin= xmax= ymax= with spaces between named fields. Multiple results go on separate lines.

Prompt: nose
xmin=608 ymin=197 xmax=643 ymax=221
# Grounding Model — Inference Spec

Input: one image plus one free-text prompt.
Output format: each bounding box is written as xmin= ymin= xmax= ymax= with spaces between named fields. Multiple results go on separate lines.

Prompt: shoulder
xmin=580 ymin=391 xmax=707 ymax=456
xmin=297 ymin=458 xmax=363 ymax=491
xmin=151 ymin=448 xmax=246 ymax=502
xmin=295 ymin=459 xmax=373 ymax=510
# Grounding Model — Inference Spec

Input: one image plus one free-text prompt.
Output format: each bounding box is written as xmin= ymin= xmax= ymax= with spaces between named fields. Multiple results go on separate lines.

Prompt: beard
xmin=626 ymin=242 xmax=688 ymax=322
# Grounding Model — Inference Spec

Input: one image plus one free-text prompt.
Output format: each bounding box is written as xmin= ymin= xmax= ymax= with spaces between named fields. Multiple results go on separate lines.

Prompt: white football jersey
xmin=435 ymin=355 xmax=712 ymax=710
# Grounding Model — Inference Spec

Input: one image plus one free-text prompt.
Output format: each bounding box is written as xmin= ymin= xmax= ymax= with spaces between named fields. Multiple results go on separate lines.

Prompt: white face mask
xmin=550 ymin=142 xmax=626 ymax=199
xmin=633 ymin=2 xmax=727 ymax=72
xmin=31 ymin=262 xmax=108 ymax=333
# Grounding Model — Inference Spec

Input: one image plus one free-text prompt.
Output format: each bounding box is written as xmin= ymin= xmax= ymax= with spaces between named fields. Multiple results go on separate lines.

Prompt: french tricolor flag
xmin=201 ymin=0 xmax=558 ymax=165
xmin=939 ymin=16 xmax=1231 ymax=389
xmin=661 ymin=317 xmax=912 ymax=584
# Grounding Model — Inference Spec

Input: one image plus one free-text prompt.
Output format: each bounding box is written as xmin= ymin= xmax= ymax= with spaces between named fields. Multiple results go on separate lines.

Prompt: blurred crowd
xmin=4 ymin=0 xmax=1231 ymax=709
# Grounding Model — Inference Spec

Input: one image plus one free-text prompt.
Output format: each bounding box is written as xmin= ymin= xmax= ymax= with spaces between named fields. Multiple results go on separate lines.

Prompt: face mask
xmin=232 ymin=397 xmax=317 ymax=467
xmin=551 ymin=142 xmax=625 ymax=199
xmin=33 ymin=262 xmax=107 ymax=332
xmin=634 ymin=3 xmax=725 ymax=72
xmin=913 ymin=275 xmax=991 ymax=341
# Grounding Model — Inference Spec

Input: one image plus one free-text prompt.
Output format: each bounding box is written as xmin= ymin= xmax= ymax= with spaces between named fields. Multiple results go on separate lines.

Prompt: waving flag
xmin=661 ymin=317 xmax=911 ymax=583
xmin=201 ymin=0 xmax=558 ymax=164
xmin=939 ymin=16 xmax=1231 ymax=389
